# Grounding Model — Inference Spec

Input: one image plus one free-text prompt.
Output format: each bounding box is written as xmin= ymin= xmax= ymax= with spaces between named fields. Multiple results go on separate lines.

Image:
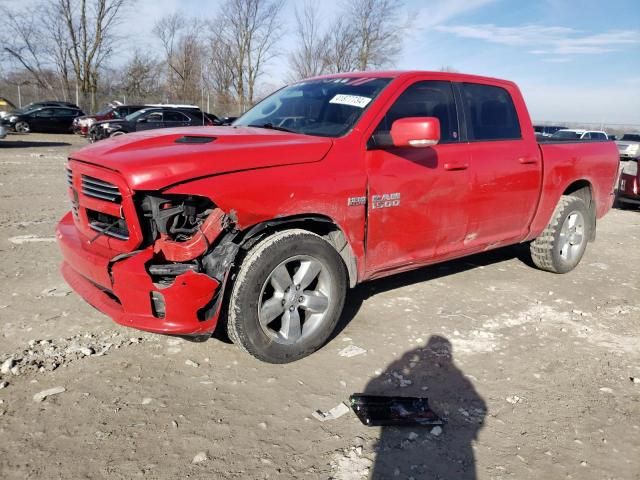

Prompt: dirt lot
xmin=0 ymin=132 xmax=639 ymax=480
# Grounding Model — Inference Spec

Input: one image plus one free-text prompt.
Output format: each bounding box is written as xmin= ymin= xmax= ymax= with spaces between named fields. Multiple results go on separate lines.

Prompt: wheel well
xmin=563 ymin=180 xmax=596 ymax=241
xmin=237 ymin=215 xmax=358 ymax=288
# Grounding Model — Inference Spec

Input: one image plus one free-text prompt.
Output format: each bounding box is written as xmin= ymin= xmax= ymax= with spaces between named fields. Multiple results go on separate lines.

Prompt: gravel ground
xmin=1 ymin=132 xmax=639 ymax=480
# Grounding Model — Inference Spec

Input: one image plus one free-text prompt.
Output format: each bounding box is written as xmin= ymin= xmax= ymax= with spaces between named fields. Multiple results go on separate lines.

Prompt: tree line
xmin=0 ymin=0 xmax=406 ymax=115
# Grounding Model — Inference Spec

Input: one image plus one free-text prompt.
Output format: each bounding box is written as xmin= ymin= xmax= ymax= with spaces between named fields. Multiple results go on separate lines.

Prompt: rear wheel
xmin=227 ymin=229 xmax=347 ymax=363
xmin=530 ymin=195 xmax=590 ymax=273
xmin=15 ymin=121 xmax=30 ymax=133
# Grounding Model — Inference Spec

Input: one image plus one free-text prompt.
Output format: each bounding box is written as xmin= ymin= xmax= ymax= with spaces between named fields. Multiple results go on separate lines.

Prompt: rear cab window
xmin=460 ymin=83 xmax=521 ymax=141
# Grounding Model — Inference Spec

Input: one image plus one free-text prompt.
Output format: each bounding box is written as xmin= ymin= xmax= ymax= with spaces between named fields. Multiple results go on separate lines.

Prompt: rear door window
xmin=460 ymin=83 xmax=521 ymax=141
xmin=164 ymin=111 xmax=190 ymax=122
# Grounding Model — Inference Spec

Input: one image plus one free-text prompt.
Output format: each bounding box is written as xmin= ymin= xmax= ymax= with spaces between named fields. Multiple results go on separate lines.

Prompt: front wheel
xmin=530 ymin=195 xmax=591 ymax=273
xmin=227 ymin=229 xmax=347 ymax=363
xmin=14 ymin=121 xmax=30 ymax=133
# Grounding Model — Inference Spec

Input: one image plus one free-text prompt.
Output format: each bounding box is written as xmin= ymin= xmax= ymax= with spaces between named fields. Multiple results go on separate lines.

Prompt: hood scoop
xmin=175 ymin=135 xmax=216 ymax=144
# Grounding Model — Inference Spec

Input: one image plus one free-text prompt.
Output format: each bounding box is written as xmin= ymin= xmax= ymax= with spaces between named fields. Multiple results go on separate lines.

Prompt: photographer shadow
xmin=365 ymin=336 xmax=486 ymax=479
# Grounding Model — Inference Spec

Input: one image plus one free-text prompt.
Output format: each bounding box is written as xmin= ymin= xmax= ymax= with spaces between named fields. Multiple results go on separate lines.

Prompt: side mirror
xmin=390 ymin=117 xmax=440 ymax=148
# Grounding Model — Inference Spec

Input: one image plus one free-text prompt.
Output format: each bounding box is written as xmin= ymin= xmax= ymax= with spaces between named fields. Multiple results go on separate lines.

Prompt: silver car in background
xmin=0 ymin=124 xmax=7 ymax=140
xmin=616 ymin=133 xmax=640 ymax=160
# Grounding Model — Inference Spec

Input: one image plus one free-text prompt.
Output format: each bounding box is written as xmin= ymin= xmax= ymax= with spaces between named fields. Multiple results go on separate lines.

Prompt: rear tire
xmin=530 ymin=195 xmax=591 ymax=273
xmin=227 ymin=229 xmax=347 ymax=363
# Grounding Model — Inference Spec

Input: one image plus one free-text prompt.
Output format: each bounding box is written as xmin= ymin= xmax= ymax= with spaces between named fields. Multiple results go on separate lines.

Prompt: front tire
xmin=227 ymin=229 xmax=347 ymax=363
xmin=530 ymin=195 xmax=591 ymax=273
xmin=15 ymin=121 xmax=30 ymax=133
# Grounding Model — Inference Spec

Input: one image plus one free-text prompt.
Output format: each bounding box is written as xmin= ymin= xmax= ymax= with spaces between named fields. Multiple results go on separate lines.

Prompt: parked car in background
xmin=1 ymin=106 xmax=84 ymax=133
xmin=617 ymin=159 xmax=639 ymax=209
xmin=616 ymin=133 xmax=640 ymax=160
xmin=0 ymin=124 xmax=7 ymax=140
xmin=533 ymin=125 xmax=567 ymax=137
xmin=16 ymin=100 xmax=80 ymax=112
xmin=73 ymin=103 xmax=147 ymax=136
xmin=550 ymin=129 xmax=608 ymax=140
xmin=88 ymin=106 xmax=217 ymax=141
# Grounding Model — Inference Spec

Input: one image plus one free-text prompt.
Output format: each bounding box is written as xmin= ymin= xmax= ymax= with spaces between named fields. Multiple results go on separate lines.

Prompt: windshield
xmin=234 ymin=77 xmax=392 ymax=137
xmin=552 ymin=130 xmax=581 ymax=139
xmin=621 ymin=134 xmax=640 ymax=142
xmin=125 ymin=108 xmax=152 ymax=122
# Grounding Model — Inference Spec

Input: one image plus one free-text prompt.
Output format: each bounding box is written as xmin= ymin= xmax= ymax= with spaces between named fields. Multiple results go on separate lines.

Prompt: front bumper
xmin=57 ymin=212 xmax=222 ymax=335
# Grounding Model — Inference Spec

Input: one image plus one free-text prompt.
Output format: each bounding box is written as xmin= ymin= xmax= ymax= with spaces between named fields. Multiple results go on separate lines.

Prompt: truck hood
xmin=70 ymin=126 xmax=334 ymax=190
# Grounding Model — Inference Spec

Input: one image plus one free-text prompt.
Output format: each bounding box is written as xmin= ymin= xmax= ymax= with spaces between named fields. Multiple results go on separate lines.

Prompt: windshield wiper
xmin=248 ymin=123 xmax=297 ymax=133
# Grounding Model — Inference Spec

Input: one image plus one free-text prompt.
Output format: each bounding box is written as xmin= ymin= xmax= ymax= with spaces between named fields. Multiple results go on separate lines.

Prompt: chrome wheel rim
xmin=15 ymin=121 xmax=29 ymax=133
xmin=258 ymin=255 xmax=332 ymax=345
xmin=558 ymin=210 xmax=585 ymax=262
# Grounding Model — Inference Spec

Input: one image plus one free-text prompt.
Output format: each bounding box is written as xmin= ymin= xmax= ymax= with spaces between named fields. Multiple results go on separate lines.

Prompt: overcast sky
xmin=9 ymin=0 xmax=640 ymax=124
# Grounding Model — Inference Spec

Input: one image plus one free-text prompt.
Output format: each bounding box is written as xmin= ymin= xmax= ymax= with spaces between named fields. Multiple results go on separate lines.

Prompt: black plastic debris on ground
xmin=350 ymin=394 xmax=444 ymax=427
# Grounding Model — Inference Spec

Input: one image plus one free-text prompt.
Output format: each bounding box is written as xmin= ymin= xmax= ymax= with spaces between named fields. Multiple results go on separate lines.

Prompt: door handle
xmin=518 ymin=157 xmax=538 ymax=164
xmin=444 ymin=162 xmax=469 ymax=171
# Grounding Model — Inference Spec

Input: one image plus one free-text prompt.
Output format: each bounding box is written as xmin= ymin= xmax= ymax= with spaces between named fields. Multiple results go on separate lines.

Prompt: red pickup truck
xmin=57 ymin=71 xmax=619 ymax=363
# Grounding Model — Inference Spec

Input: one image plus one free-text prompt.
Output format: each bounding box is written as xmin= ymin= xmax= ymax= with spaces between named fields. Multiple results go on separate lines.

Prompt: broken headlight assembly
xmin=138 ymin=193 xmax=230 ymax=265
xmin=139 ymin=194 xmax=215 ymax=243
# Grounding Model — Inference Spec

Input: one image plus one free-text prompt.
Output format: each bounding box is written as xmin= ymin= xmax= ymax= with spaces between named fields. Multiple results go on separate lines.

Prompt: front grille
xmin=66 ymin=167 xmax=73 ymax=187
xmin=87 ymin=209 xmax=129 ymax=240
xmin=81 ymin=175 xmax=121 ymax=203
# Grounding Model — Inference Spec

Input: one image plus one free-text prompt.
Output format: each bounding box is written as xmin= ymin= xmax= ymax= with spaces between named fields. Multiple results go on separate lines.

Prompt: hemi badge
xmin=347 ymin=196 xmax=366 ymax=206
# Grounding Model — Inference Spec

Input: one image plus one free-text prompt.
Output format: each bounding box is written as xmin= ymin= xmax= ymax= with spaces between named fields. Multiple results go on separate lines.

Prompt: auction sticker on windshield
xmin=329 ymin=94 xmax=372 ymax=108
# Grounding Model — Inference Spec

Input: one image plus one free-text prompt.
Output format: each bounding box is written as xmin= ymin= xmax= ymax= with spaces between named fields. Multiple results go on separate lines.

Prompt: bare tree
xmin=43 ymin=11 xmax=75 ymax=101
xmin=2 ymin=6 xmax=58 ymax=95
xmin=55 ymin=0 xmax=128 ymax=112
xmin=291 ymin=0 xmax=405 ymax=77
xmin=347 ymin=0 xmax=405 ymax=71
xmin=153 ymin=13 xmax=205 ymax=104
xmin=215 ymin=0 xmax=285 ymax=112
xmin=323 ymin=19 xmax=359 ymax=73
xmin=287 ymin=1 xmax=330 ymax=81
xmin=118 ymin=50 xmax=161 ymax=102
xmin=206 ymin=19 xmax=239 ymax=115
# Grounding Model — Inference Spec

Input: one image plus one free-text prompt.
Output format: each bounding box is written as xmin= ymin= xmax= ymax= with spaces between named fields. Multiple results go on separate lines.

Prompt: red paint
xmin=57 ymin=71 xmax=619 ymax=337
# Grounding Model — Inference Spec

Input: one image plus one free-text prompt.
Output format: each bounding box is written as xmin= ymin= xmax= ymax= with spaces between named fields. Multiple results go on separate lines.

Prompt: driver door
xmin=31 ymin=108 xmax=56 ymax=132
xmin=364 ymin=80 xmax=473 ymax=275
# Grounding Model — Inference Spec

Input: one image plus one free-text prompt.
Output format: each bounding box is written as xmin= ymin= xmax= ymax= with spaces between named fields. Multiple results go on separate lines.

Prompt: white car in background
xmin=550 ymin=129 xmax=609 ymax=140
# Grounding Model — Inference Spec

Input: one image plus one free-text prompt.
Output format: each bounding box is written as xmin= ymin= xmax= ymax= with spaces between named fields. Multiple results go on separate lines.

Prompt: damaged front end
xmin=57 ymin=161 xmax=240 ymax=337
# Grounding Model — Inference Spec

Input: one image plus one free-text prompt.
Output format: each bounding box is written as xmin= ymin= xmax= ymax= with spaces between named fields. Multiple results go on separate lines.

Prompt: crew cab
xmin=56 ymin=71 xmax=619 ymax=363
